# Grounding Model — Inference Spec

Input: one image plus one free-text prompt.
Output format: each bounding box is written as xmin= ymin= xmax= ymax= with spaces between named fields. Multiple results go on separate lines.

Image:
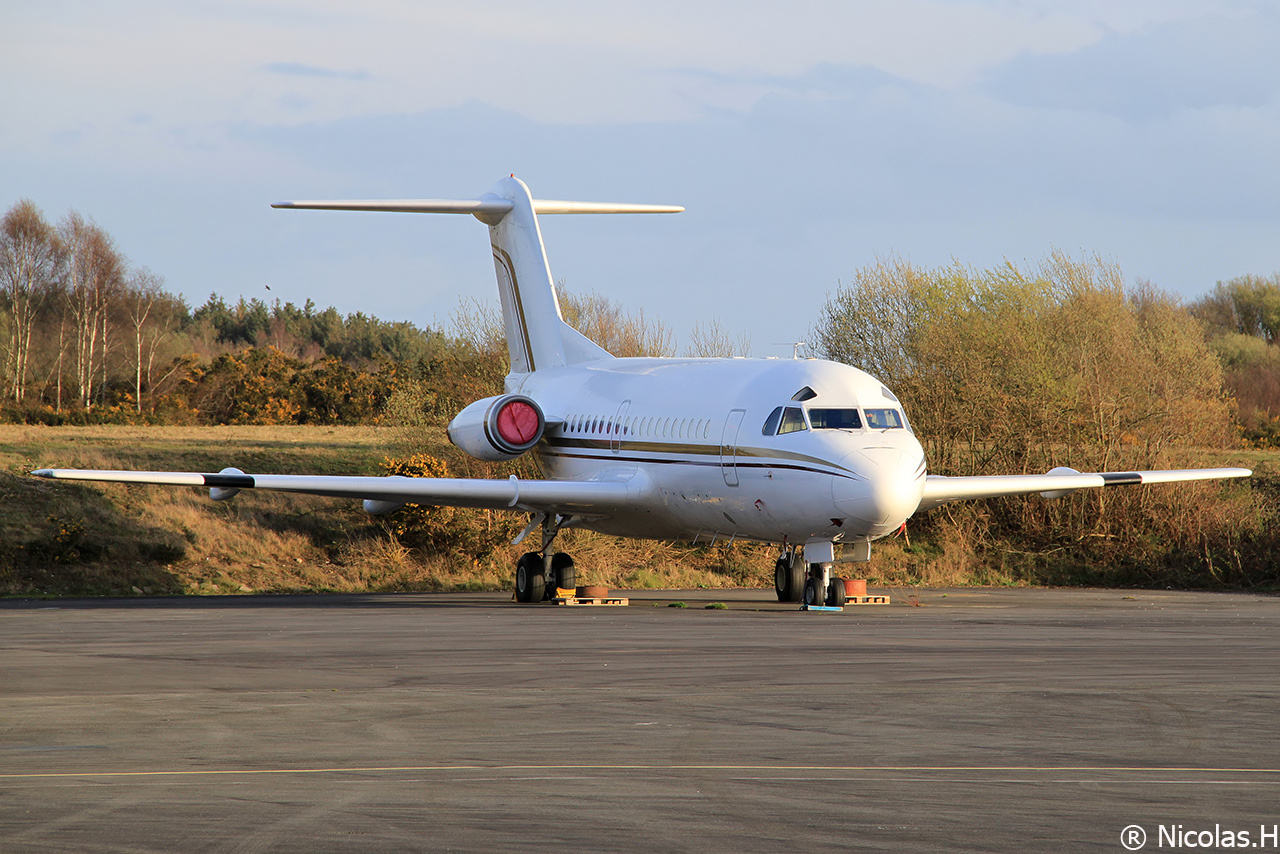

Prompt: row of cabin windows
xmin=563 ymin=405 xmax=906 ymax=441
xmin=564 ymin=413 xmax=713 ymax=441
xmin=762 ymin=405 xmax=905 ymax=436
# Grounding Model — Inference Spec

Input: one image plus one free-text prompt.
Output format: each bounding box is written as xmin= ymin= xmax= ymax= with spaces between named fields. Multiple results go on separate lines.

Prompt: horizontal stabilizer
xmin=272 ymin=197 xmax=682 ymax=222
xmin=531 ymin=200 xmax=684 ymax=215
xmin=272 ymin=198 xmax=515 ymax=216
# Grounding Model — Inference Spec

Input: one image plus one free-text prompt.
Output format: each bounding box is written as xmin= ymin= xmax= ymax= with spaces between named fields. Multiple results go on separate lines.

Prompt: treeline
xmin=0 ymin=199 xmax=498 ymax=425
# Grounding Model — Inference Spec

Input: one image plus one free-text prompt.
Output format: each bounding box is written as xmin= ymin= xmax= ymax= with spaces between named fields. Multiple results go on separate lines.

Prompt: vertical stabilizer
xmin=482 ymin=176 xmax=567 ymax=374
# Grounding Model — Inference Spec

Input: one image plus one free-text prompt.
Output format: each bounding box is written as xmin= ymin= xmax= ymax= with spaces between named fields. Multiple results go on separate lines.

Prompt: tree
xmin=125 ymin=267 xmax=187 ymax=413
xmin=686 ymin=318 xmax=751 ymax=358
xmin=60 ymin=212 xmax=125 ymax=409
xmin=450 ymin=284 xmax=676 ymax=365
xmin=559 ymin=288 xmax=675 ymax=357
xmin=1190 ymin=274 xmax=1280 ymax=343
xmin=1190 ymin=273 xmax=1280 ymax=445
xmin=0 ymin=200 xmax=63 ymax=402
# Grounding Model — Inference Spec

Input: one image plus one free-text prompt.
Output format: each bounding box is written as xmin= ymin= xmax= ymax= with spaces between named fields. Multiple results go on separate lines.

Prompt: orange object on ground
xmin=843 ymin=578 xmax=867 ymax=597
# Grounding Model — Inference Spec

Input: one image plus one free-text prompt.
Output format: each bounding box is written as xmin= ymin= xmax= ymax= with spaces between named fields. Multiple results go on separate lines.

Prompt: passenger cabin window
xmin=778 ymin=406 xmax=807 ymax=434
xmin=864 ymin=408 xmax=905 ymax=429
xmin=809 ymin=408 xmax=862 ymax=430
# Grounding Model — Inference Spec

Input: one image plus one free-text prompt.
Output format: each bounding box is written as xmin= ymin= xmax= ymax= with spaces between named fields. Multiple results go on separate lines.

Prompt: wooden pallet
xmin=553 ymin=596 xmax=630 ymax=607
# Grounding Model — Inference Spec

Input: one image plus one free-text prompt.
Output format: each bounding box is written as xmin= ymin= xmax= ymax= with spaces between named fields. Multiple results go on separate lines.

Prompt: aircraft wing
xmin=29 ymin=468 xmax=644 ymax=517
xmin=919 ymin=467 xmax=1252 ymax=512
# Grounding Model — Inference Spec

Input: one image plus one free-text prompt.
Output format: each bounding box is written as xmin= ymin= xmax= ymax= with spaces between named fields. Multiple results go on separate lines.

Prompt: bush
xmin=378 ymin=454 xmax=521 ymax=562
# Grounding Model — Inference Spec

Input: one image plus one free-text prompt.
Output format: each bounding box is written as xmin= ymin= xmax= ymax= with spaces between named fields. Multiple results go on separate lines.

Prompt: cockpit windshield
xmin=778 ymin=406 xmax=807 ymax=434
xmin=808 ymin=408 xmax=862 ymax=430
xmin=763 ymin=406 xmax=809 ymax=435
xmin=864 ymin=408 xmax=904 ymax=429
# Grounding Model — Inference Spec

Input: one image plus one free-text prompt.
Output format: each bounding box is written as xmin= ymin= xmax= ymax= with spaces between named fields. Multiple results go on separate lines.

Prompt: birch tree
xmin=0 ymin=200 xmax=63 ymax=402
xmin=60 ymin=213 xmax=124 ymax=409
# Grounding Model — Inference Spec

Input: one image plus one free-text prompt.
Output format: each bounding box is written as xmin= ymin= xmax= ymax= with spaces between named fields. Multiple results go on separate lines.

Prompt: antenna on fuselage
xmin=772 ymin=342 xmax=808 ymax=360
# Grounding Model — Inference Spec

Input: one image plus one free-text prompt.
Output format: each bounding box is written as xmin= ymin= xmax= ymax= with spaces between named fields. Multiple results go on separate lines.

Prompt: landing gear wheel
xmin=550 ymin=552 xmax=576 ymax=591
xmin=774 ymin=553 xmax=804 ymax=602
xmin=827 ymin=578 xmax=847 ymax=607
xmin=803 ymin=577 xmax=823 ymax=607
xmin=515 ymin=552 xmax=545 ymax=603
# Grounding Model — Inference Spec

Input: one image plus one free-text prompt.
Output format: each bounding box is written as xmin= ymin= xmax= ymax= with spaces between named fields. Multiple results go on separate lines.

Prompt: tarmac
xmin=2 ymin=587 xmax=1278 ymax=853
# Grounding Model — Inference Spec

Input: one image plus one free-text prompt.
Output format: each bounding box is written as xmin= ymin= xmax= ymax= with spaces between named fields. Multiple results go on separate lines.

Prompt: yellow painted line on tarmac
xmin=3 ymin=764 xmax=1280 ymax=780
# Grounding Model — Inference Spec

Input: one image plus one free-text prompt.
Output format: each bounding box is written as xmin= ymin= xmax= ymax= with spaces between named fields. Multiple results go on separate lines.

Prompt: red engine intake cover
xmin=495 ymin=398 xmax=541 ymax=448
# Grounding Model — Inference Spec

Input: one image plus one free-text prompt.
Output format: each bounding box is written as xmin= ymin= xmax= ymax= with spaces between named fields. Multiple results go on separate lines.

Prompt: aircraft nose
xmin=832 ymin=446 xmax=926 ymax=534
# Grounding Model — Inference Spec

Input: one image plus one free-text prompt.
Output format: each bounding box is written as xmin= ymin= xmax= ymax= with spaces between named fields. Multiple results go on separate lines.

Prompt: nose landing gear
xmin=802 ymin=562 xmax=847 ymax=608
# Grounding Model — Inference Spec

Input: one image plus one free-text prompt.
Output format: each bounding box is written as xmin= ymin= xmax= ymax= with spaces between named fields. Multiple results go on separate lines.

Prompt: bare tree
xmin=0 ymin=200 xmax=64 ymax=402
xmin=126 ymin=267 xmax=168 ymax=412
xmin=558 ymin=287 xmax=675 ymax=357
xmin=60 ymin=212 xmax=124 ymax=409
xmin=685 ymin=317 xmax=751 ymax=357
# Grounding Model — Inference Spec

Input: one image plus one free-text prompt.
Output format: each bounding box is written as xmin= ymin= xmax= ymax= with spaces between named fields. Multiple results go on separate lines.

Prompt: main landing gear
xmin=515 ymin=551 xmax=576 ymax=602
xmin=775 ymin=547 xmax=846 ymax=607
xmin=514 ymin=514 xmax=576 ymax=603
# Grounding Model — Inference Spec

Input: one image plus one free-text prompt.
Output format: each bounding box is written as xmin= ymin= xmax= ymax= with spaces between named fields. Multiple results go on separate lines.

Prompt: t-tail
xmin=272 ymin=176 xmax=682 ymax=376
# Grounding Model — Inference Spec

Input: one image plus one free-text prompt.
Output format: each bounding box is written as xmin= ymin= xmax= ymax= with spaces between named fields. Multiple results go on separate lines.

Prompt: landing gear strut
xmin=513 ymin=513 xmax=577 ymax=603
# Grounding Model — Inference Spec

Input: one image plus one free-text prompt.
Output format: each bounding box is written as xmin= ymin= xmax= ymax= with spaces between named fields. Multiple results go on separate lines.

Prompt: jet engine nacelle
xmin=447 ymin=394 xmax=546 ymax=461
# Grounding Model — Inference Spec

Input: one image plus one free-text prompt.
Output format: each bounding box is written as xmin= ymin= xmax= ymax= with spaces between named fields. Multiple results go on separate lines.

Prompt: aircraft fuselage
xmin=517 ymin=356 xmax=927 ymax=546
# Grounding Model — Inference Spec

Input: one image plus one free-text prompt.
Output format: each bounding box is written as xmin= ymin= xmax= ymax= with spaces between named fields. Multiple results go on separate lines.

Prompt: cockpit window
xmin=791 ymin=386 xmax=817 ymax=402
xmin=864 ymin=408 xmax=904 ymax=429
xmin=809 ymin=408 xmax=862 ymax=430
xmin=762 ymin=406 xmax=783 ymax=436
xmin=778 ymin=406 xmax=808 ymax=434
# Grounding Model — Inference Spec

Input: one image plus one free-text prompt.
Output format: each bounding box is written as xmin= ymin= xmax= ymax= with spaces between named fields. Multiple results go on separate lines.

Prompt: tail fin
xmin=273 ymin=176 xmax=681 ymax=374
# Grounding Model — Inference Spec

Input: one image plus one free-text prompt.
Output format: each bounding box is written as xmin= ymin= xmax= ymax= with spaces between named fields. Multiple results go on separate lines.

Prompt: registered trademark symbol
xmin=1121 ymin=825 xmax=1147 ymax=851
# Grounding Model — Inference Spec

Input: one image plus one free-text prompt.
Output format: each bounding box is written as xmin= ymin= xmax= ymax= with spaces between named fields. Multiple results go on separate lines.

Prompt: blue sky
xmin=3 ymin=0 xmax=1277 ymax=355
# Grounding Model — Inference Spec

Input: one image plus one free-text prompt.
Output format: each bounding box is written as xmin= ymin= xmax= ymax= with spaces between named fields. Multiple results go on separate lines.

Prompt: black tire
xmin=827 ymin=578 xmax=847 ymax=607
xmin=515 ymin=552 xmax=545 ymax=603
xmin=787 ymin=559 xmax=804 ymax=602
xmin=551 ymin=552 xmax=576 ymax=591
xmin=775 ymin=554 xmax=805 ymax=602
xmin=774 ymin=557 xmax=791 ymax=601
xmin=803 ymin=577 xmax=822 ymax=607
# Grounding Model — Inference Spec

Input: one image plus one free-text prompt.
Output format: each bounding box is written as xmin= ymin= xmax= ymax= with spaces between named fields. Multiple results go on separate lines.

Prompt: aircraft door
xmin=611 ymin=400 xmax=630 ymax=453
xmin=720 ymin=409 xmax=746 ymax=486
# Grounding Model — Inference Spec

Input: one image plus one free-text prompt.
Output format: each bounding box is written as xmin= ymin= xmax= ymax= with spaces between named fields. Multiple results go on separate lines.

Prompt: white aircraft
xmin=33 ymin=176 xmax=1252 ymax=605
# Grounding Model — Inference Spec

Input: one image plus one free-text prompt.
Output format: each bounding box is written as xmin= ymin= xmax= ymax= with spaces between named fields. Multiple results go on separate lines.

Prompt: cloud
xmin=981 ymin=9 xmax=1280 ymax=118
xmin=262 ymin=62 xmax=370 ymax=81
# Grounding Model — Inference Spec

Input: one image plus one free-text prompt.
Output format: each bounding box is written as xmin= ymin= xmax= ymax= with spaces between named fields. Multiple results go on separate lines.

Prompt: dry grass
xmin=2 ymin=424 xmax=1276 ymax=597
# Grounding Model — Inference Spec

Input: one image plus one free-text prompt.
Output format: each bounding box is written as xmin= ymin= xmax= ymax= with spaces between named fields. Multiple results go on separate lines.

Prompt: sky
xmin=3 ymin=0 xmax=1278 ymax=356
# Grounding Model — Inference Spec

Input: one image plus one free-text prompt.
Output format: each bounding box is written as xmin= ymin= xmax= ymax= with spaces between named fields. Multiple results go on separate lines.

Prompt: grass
xmin=0 ymin=423 xmax=772 ymax=596
xmin=2 ymin=424 xmax=1276 ymax=597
